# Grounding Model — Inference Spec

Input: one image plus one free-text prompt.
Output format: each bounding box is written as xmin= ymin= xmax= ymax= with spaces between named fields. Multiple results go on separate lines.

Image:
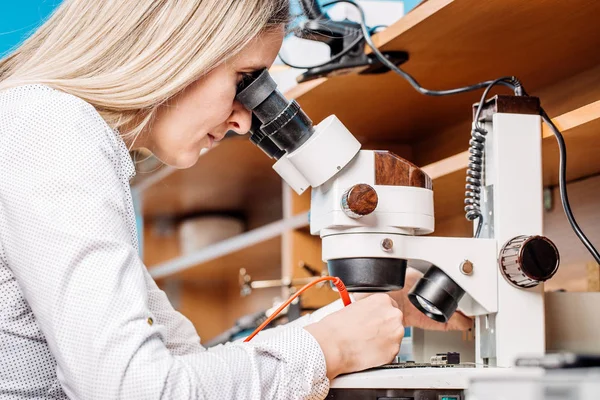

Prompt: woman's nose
xmin=227 ymin=101 xmax=252 ymax=135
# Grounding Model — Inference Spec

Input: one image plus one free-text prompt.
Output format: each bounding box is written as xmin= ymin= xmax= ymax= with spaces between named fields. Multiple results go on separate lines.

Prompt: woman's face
xmin=137 ymin=27 xmax=284 ymax=168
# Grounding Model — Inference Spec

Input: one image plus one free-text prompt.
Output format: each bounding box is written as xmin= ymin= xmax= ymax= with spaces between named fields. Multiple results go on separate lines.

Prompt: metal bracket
xmin=479 ymin=185 xmax=495 ymax=238
xmin=478 ymin=313 xmax=497 ymax=365
xmin=238 ymin=262 xmax=328 ymax=296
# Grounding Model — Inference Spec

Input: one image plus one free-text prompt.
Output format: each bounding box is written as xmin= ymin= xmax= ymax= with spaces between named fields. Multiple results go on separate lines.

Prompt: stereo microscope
xmin=235 ymin=69 xmax=561 ymax=399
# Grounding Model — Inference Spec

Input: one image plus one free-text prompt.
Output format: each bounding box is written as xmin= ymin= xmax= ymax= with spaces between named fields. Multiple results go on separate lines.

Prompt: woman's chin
xmin=174 ymin=153 xmax=201 ymax=169
xmin=156 ymin=149 xmax=202 ymax=170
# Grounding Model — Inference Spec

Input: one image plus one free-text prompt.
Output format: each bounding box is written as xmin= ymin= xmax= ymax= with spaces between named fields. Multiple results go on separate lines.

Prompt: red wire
xmin=244 ymin=276 xmax=352 ymax=342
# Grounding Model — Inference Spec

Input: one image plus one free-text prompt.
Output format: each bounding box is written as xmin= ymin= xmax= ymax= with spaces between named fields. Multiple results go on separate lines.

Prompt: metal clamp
xmin=239 ymin=262 xmax=328 ymax=296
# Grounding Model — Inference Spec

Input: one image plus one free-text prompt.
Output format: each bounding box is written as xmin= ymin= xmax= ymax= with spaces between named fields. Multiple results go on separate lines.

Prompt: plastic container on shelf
xmin=178 ymin=215 xmax=244 ymax=255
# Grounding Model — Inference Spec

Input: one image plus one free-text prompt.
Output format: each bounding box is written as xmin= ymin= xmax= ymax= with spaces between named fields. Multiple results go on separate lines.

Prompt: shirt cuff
xmin=301 ymin=294 xmax=357 ymax=326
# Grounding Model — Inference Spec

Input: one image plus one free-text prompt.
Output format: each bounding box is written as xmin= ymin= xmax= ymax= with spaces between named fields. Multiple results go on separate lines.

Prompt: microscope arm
xmin=322 ymin=234 xmax=498 ymax=316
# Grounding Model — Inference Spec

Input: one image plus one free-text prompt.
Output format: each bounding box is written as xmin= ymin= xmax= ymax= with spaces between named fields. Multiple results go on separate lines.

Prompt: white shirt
xmin=0 ymin=84 xmax=344 ymax=399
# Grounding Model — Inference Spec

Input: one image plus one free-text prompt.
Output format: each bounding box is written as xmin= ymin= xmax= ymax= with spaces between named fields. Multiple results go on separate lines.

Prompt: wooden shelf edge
xmin=542 ymin=100 xmax=600 ymax=138
xmin=421 ymin=150 xmax=469 ymax=180
xmin=370 ymin=0 xmax=454 ymax=50
xmin=285 ymin=78 xmax=327 ymax=100
xmin=148 ymin=212 xmax=309 ymax=279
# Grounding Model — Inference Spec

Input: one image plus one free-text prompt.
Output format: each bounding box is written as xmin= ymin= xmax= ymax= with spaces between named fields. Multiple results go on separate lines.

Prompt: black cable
xmin=541 ymin=109 xmax=600 ymax=264
xmin=278 ymin=33 xmax=364 ymax=70
xmin=327 ymin=0 xmax=600 ymax=261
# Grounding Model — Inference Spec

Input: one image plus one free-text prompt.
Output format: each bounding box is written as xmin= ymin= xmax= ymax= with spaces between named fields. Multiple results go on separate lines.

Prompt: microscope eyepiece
xmin=236 ymin=68 xmax=314 ymax=154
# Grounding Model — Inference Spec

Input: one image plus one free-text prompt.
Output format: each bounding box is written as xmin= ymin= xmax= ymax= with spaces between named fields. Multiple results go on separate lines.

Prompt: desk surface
xmin=330 ymin=366 xmax=544 ymax=389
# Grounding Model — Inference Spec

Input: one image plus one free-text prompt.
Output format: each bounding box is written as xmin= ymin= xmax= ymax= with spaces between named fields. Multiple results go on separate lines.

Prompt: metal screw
xmin=381 ymin=238 xmax=394 ymax=252
xmin=460 ymin=260 xmax=474 ymax=275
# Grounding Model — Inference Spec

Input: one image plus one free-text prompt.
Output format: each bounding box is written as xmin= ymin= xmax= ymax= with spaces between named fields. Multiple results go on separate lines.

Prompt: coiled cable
xmin=466 ymin=77 xmax=522 ymax=238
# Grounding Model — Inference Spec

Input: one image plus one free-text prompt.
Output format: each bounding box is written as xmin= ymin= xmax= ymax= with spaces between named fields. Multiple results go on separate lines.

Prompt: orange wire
xmin=244 ymin=276 xmax=352 ymax=342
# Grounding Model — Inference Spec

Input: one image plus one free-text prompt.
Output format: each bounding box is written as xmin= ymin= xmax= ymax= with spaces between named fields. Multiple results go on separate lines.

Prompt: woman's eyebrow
xmin=240 ymin=62 xmax=267 ymax=71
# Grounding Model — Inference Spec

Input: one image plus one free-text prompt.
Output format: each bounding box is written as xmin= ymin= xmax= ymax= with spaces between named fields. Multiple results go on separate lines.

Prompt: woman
xmin=0 ymin=1 xmax=470 ymax=399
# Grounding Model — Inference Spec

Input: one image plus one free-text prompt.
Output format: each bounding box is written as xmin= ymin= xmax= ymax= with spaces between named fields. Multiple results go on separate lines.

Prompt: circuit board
xmin=372 ymin=362 xmax=475 ymax=370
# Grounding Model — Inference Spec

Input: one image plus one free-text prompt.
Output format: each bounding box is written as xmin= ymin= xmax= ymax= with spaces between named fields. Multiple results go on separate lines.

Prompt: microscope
xmin=235 ymin=69 xmax=561 ymax=399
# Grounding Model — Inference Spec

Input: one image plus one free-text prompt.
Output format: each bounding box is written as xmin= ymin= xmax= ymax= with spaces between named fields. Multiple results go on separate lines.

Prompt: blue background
xmin=0 ymin=0 xmax=421 ymax=57
xmin=0 ymin=0 xmax=62 ymax=57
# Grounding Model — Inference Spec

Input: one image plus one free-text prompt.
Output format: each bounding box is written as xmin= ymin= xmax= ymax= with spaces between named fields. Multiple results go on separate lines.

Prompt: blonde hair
xmin=0 ymin=0 xmax=289 ymax=145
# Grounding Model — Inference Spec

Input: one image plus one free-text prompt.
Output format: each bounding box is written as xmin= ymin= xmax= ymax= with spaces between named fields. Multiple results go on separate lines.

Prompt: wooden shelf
xmin=422 ymin=101 xmax=600 ymax=222
xmin=286 ymin=0 xmax=600 ymax=146
xmin=148 ymin=213 xmax=309 ymax=281
xmin=135 ymin=138 xmax=282 ymax=224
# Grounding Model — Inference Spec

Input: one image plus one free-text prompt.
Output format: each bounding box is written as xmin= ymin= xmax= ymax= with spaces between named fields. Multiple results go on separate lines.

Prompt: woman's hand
xmin=355 ymin=268 xmax=474 ymax=331
xmin=304 ymin=293 xmax=404 ymax=380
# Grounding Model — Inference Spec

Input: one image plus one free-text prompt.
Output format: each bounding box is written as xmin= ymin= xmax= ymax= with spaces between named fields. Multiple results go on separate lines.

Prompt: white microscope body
xmin=235 ymin=69 xmax=559 ymax=398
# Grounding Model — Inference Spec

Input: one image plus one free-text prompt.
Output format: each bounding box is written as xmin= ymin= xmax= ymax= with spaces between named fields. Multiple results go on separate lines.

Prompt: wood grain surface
xmin=375 ymin=151 xmax=432 ymax=189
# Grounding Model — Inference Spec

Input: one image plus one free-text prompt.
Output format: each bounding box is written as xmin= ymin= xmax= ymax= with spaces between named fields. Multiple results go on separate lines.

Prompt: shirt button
xmin=147 ymin=317 xmax=154 ymax=326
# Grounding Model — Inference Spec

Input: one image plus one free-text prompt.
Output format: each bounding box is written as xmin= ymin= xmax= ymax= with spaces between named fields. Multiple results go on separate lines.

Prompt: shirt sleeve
xmin=0 ymin=91 xmax=329 ymax=400
xmin=142 ymin=268 xmax=205 ymax=357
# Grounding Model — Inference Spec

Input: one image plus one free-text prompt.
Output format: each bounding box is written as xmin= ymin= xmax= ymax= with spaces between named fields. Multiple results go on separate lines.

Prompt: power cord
xmin=294 ymin=0 xmax=600 ymax=263
xmin=243 ymin=276 xmax=352 ymax=342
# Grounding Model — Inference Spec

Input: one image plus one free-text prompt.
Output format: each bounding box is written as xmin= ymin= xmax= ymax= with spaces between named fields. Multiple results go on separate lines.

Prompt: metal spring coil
xmin=464 ymin=122 xmax=488 ymax=224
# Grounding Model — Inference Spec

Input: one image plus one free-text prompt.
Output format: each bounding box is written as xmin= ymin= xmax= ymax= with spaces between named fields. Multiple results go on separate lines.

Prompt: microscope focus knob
xmin=499 ymin=235 xmax=560 ymax=288
xmin=341 ymin=184 xmax=378 ymax=218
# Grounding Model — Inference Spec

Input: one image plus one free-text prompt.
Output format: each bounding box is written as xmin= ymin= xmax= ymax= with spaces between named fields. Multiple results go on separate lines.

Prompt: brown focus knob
xmin=499 ymin=235 xmax=560 ymax=289
xmin=341 ymin=184 xmax=378 ymax=219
